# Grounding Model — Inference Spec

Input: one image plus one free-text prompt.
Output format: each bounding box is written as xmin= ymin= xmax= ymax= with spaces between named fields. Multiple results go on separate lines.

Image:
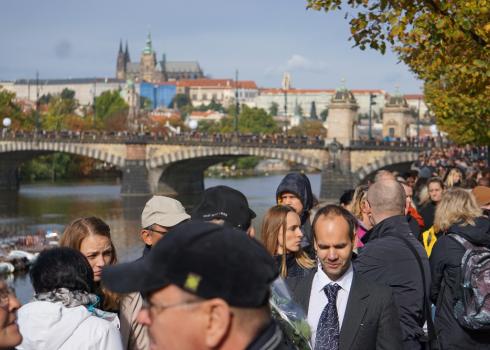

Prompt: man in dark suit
xmin=287 ymin=205 xmax=402 ymax=350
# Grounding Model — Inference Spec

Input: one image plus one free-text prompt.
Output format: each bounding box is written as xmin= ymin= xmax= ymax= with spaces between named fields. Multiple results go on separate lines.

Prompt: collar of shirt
xmin=314 ymin=262 xmax=353 ymax=294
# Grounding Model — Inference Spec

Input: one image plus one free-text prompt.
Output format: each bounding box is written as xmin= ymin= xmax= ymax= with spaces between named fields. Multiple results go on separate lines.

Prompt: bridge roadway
xmin=0 ymin=132 xmax=433 ymax=200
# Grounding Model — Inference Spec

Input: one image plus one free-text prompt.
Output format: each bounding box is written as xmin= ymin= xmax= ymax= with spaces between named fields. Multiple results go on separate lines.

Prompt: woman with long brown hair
xmin=60 ymin=217 xmax=148 ymax=350
xmin=261 ymin=205 xmax=315 ymax=278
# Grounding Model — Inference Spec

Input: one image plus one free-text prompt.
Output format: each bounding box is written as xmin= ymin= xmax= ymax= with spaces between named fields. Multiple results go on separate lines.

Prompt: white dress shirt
xmin=307 ymin=263 xmax=354 ymax=348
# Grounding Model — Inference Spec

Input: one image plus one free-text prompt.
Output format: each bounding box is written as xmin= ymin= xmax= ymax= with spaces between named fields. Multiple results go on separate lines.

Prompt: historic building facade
xmin=116 ymin=34 xmax=204 ymax=83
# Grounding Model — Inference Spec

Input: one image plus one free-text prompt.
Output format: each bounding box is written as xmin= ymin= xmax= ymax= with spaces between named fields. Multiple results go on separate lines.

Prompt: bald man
xmin=354 ymin=180 xmax=431 ymax=350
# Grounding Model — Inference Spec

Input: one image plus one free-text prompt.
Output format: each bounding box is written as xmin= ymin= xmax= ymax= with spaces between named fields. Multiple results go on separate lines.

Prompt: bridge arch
xmin=0 ymin=141 xmax=126 ymax=168
xmin=352 ymin=152 xmax=419 ymax=183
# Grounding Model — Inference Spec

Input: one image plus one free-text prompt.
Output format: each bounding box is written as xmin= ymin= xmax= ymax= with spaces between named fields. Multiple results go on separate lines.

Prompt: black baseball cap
xmin=191 ymin=186 xmax=256 ymax=230
xmin=102 ymin=221 xmax=277 ymax=307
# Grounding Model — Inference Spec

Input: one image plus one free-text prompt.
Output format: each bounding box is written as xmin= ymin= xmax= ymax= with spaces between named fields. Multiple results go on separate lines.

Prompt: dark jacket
xmin=286 ymin=270 xmax=403 ymax=350
xmin=246 ymin=320 xmax=296 ymax=350
xmin=429 ymin=216 xmax=490 ymax=349
xmin=407 ymin=214 xmax=421 ymax=240
xmin=420 ymin=201 xmax=437 ymax=232
xmin=354 ymin=215 xmax=430 ymax=350
xmin=276 ymin=173 xmax=315 ymax=249
xmin=273 ymin=254 xmax=314 ymax=279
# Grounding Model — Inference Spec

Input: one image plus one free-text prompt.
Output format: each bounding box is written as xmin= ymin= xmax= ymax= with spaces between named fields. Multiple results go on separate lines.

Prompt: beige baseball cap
xmin=141 ymin=196 xmax=190 ymax=228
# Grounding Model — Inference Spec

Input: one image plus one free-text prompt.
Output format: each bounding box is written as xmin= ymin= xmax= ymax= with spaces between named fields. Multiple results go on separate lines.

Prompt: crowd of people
xmin=0 ymin=148 xmax=488 ymax=349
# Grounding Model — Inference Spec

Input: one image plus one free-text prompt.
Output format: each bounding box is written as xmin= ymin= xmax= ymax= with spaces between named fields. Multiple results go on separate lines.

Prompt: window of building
xmin=192 ymin=94 xmax=197 ymax=100
xmin=202 ymin=94 xmax=207 ymax=100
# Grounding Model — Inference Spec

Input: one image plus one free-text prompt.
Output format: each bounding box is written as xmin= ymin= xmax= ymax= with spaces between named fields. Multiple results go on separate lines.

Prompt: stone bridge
xmin=0 ymin=135 xmax=427 ymax=200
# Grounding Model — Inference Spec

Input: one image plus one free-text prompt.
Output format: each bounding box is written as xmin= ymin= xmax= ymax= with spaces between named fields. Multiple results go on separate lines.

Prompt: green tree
xmin=196 ymin=99 xmax=225 ymax=113
xmin=269 ymin=102 xmax=279 ymax=116
xmin=289 ymin=120 xmax=326 ymax=137
xmin=320 ymin=108 xmax=328 ymax=121
xmin=199 ymin=106 xmax=279 ymax=134
xmin=294 ymin=104 xmax=303 ymax=116
xmin=60 ymin=88 xmax=76 ymax=100
xmin=42 ymin=95 xmax=79 ymax=131
xmin=310 ymin=101 xmax=318 ymax=119
xmin=170 ymin=93 xmax=192 ymax=109
xmin=39 ymin=93 xmax=53 ymax=105
xmin=236 ymin=106 xmax=279 ymax=133
xmin=0 ymin=88 xmax=32 ymax=130
xmin=307 ymin=0 xmax=490 ymax=144
xmin=95 ymin=90 xmax=128 ymax=125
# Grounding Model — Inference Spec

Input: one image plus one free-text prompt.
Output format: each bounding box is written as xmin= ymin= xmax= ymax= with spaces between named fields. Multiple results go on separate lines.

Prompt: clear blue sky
xmin=0 ymin=0 xmax=422 ymax=93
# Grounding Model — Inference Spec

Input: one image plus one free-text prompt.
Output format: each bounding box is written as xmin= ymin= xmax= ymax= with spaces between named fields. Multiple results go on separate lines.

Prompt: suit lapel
xmin=339 ymin=273 xmax=369 ymax=350
xmin=287 ymin=270 xmax=315 ymax=315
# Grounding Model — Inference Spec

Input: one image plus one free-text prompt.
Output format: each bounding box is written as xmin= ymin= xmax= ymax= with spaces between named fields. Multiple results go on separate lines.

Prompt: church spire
xmin=125 ymin=40 xmax=130 ymax=63
xmin=116 ymin=39 xmax=126 ymax=80
xmin=143 ymin=32 xmax=153 ymax=54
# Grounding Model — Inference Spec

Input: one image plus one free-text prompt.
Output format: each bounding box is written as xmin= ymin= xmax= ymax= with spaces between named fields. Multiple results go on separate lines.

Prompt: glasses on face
xmin=145 ymin=227 xmax=168 ymax=235
xmin=0 ymin=286 xmax=15 ymax=308
xmin=142 ymin=298 xmax=203 ymax=317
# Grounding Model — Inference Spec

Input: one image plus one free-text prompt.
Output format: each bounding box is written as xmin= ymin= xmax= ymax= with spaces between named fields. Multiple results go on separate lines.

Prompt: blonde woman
xmin=350 ymin=185 xmax=371 ymax=248
xmin=444 ymin=167 xmax=463 ymax=188
xmin=429 ymin=188 xmax=490 ymax=348
xmin=60 ymin=217 xmax=149 ymax=350
xmin=261 ymin=205 xmax=315 ymax=278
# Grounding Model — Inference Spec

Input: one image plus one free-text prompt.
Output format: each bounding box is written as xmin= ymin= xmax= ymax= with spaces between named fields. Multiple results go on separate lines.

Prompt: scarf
xmin=33 ymin=288 xmax=99 ymax=310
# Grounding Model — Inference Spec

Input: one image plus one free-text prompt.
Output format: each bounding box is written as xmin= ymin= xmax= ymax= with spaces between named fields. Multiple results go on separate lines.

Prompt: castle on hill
xmin=116 ymin=33 xmax=204 ymax=83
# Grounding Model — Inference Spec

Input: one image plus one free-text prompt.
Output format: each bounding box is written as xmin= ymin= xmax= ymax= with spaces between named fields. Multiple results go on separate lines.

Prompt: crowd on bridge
xmin=0 ymin=129 xmax=452 ymax=149
xmin=0 ymin=147 xmax=489 ymax=350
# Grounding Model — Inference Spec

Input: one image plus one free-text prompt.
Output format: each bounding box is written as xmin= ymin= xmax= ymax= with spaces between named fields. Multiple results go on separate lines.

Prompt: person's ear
xmin=140 ymin=229 xmax=152 ymax=245
xmin=247 ymin=226 xmax=256 ymax=239
xmin=204 ymin=299 xmax=232 ymax=348
xmin=352 ymin=232 xmax=357 ymax=251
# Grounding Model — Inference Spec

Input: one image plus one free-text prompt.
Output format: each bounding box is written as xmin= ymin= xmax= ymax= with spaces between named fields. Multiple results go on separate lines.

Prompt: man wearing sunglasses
xmin=140 ymin=196 xmax=190 ymax=256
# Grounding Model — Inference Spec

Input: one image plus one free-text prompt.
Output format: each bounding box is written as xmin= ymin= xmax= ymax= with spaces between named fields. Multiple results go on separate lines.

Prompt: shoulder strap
xmin=392 ymin=234 xmax=436 ymax=342
xmin=448 ymin=233 xmax=475 ymax=251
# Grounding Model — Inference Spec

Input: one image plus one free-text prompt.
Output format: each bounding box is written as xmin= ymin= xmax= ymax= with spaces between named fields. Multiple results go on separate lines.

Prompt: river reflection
xmin=0 ymin=174 xmax=320 ymax=303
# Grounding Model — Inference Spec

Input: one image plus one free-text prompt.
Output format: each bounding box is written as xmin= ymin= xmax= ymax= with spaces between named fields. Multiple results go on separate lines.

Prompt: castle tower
xmin=382 ymin=90 xmax=412 ymax=140
xmin=326 ymin=82 xmax=359 ymax=146
xmin=116 ymin=40 xmax=126 ymax=80
xmin=140 ymin=32 xmax=158 ymax=82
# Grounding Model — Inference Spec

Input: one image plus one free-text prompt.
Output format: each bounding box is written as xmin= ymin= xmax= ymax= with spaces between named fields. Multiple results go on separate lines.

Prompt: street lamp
xmin=417 ymin=95 xmax=421 ymax=145
xmin=368 ymin=92 xmax=377 ymax=140
xmin=35 ymin=71 xmax=40 ymax=133
xmin=234 ymin=69 xmax=239 ymax=134
xmin=2 ymin=117 xmax=11 ymax=139
xmin=283 ymin=89 xmax=288 ymax=137
xmin=93 ymin=78 xmax=97 ymax=129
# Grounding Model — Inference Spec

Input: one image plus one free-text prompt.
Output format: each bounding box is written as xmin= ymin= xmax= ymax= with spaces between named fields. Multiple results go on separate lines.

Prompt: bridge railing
xmin=0 ymin=130 xmax=443 ymax=151
xmin=0 ymin=131 xmax=327 ymax=149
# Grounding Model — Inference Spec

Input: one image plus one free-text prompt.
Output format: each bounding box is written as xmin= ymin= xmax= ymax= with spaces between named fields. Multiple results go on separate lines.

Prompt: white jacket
xmin=16 ymin=301 xmax=123 ymax=350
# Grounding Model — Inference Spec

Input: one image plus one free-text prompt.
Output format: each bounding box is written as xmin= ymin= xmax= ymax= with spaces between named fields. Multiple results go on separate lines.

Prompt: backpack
xmin=448 ymin=234 xmax=490 ymax=331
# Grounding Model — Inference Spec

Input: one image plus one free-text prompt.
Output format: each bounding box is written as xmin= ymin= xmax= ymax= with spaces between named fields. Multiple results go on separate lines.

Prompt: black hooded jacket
xmin=275 ymin=173 xmax=315 ymax=248
xmin=354 ymin=215 xmax=430 ymax=349
xmin=429 ymin=216 xmax=490 ymax=349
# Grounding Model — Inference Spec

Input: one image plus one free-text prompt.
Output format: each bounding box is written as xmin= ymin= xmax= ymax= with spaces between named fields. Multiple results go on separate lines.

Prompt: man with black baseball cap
xmin=102 ymin=221 xmax=293 ymax=350
xmin=192 ymin=185 xmax=257 ymax=237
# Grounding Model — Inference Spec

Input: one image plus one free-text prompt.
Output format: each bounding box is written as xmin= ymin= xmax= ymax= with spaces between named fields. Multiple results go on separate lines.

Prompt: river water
xmin=0 ymin=174 xmax=320 ymax=303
